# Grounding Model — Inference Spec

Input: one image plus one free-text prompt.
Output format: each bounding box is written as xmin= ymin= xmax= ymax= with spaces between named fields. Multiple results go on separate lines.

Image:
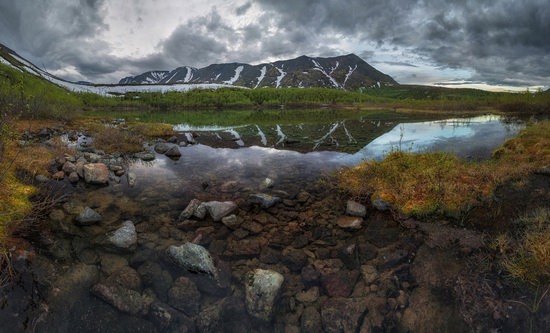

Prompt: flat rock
xmin=249 ymin=194 xmax=281 ymax=209
xmin=204 ymin=201 xmax=237 ymax=221
xmin=90 ymin=283 xmax=149 ymax=316
xmin=178 ymin=199 xmax=202 ymax=221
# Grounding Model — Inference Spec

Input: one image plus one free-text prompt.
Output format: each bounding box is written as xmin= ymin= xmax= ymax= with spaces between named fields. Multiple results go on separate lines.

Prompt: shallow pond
xmin=1 ymin=112 xmax=526 ymax=333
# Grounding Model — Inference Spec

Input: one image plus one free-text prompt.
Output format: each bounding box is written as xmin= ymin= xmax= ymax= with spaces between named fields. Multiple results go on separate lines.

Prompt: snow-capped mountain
xmin=0 ymin=42 xmax=397 ymax=96
xmin=119 ymin=54 xmax=398 ymax=90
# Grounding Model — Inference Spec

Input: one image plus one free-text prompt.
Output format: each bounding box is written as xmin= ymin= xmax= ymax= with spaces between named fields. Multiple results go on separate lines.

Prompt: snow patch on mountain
xmin=224 ymin=66 xmax=244 ymax=84
xmin=255 ymin=66 xmax=267 ymax=88
xmin=184 ymin=67 xmax=193 ymax=82
xmin=311 ymin=59 xmax=340 ymax=89
xmin=344 ymin=65 xmax=357 ymax=87
xmin=275 ymin=66 xmax=286 ymax=88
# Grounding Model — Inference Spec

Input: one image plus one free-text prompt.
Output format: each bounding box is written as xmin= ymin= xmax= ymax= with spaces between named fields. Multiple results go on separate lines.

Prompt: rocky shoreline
xmin=2 ymin=128 xmax=549 ymax=333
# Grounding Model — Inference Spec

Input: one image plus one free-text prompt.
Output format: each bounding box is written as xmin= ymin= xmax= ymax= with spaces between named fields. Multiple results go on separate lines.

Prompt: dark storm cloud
xmin=0 ymin=0 xmax=548 ymax=86
xmin=0 ymin=0 xmax=115 ymax=81
xmin=253 ymin=0 xmax=550 ymax=86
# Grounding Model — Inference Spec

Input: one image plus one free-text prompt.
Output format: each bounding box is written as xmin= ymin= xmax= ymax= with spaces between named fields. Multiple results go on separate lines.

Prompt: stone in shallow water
xmin=204 ymin=201 xmax=237 ymax=221
xmin=135 ymin=152 xmax=155 ymax=161
xmin=167 ymin=277 xmax=201 ymax=316
xmin=178 ymin=199 xmax=202 ymax=221
xmin=248 ymin=194 xmax=281 ymax=209
xmin=107 ymin=221 xmax=137 ymax=251
xmin=83 ymin=163 xmax=109 ymax=185
xmin=154 ymin=143 xmax=170 ymax=154
xmin=346 ymin=200 xmax=367 ymax=217
xmin=127 ymin=172 xmax=137 ymax=187
xmin=75 ymin=207 xmax=102 ymax=226
xmin=166 ymin=243 xmax=217 ymax=277
xmin=165 ymin=146 xmax=181 ymax=158
xmin=336 ymin=216 xmax=363 ymax=229
xmin=90 ymin=283 xmax=148 ymax=316
xmin=245 ymin=269 xmax=284 ymax=322
xmin=320 ymin=297 xmax=368 ymax=333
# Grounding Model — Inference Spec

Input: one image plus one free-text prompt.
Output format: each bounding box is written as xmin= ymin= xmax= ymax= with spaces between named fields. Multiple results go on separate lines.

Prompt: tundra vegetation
xmin=0 ymin=60 xmax=549 ymax=287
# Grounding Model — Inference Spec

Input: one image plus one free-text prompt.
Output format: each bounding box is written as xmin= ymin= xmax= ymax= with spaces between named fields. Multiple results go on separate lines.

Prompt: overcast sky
xmin=0 ymin=0 xmax=548 ymax=91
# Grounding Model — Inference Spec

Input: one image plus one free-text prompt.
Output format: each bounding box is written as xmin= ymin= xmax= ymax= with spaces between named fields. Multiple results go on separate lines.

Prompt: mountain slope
xmin=119 ymin=54 xmax=398 ymax=90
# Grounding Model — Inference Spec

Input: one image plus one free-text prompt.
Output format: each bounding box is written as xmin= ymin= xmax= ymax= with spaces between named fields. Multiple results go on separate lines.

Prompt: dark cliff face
xmin=119 ymin=54 xmax=398 ymax=90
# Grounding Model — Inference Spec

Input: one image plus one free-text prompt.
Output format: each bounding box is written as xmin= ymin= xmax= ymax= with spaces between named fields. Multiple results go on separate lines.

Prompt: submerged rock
xmin=261 ymin=178 xmax=275 ymax=189
xmin=127 ymin=172 xmax=137 ymax=187
xmin=167 ymin=277 xmax=201 ymax=316
xmin=249 ymin=194 xmax=281 ymax=209
xmin=321 ymin=298 xmax=368 ymax=333
xmin=166 ymin=243 xmax=218 ymax=277
xmin=178 ymin=199 xmax=202 ymax=221
xmin=204 ymin=201 xmax=237 ymax=221
xmin=245 ymin=269 xmax=284 ymax=322
xmin=336 ymin=216 xmax=363 ymax=229
xmin=75 ymin=207 xmax=102 ymax=226
xmin=107 ymin=221 xmax=137 ymax=251
xmin=90 ymin=283 xmax=149 ymax=315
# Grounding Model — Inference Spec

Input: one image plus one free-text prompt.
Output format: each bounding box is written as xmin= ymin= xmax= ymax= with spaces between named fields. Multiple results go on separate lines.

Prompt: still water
xmin=131 ymin=114 xmax=522 ymax=192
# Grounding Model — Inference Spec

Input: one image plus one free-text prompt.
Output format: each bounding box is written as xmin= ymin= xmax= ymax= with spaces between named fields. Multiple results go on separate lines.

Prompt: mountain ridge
xmin=119 ymin=54 xmax=398 ymax=90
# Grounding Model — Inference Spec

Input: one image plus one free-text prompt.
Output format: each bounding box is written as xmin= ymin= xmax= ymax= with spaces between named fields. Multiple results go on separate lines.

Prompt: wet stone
xmin=90 ymin=283 xmax=148 ymax=316
xmin=166 ymin=243 xmax=217 ymax=277
xmin=301 ymin=306 xmax=322 ymax=333
xmin=295 ymin=286 xmax=320 ymax=304
xmin=165 ymin=146 xmax=181 ymax=158
xmin=106 ymin=220 xmax=137 ymax=251
xmin=154 ymin=143 xmax=170 ymax=154
xmin=245 ymin=269 xmax=284 ymax=322
xmin=320 ymin=270 xmax=361 ymax=298
xmin=346 ymin=200 xmax=367 ymax=217
xmin=321 ymin=298 xmax=369 ymax=333
xmin=282 ymin=247 xmax=308 ymax=272
xmin=337 ymin=216 xmax=363 ymax=229
xmin=260 ymin=247 xmax=282 ymax=264
xmin=221 ymin=214 xmax=242 ymax=230
xmin=204 ymin=201 xmax=237 ymax=221
xmin=83 ymin=163 xmax=109 ymax=185
xmin=167 ymin=277 xmax=201 ymax=316
xmin=178 ymin=199 xmax=202 ymax=221
xmin=249 ymin=194 xmax=282 ymax=209
xmin=361 ymin=264 xmax=380 ymax=285
xmin=105 ymin=266 xmax=142 ymax=292
xmin=75 ymin=207 xmax=102 ymax=226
